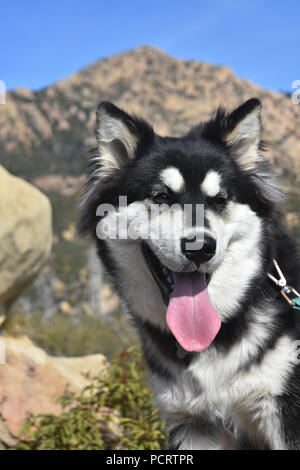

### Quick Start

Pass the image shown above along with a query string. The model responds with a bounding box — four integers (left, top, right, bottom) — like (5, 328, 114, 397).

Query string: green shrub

(15, 347, 168, 450)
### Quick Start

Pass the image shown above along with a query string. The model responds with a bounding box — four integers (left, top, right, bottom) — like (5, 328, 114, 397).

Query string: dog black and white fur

(79, 98, 300, 450)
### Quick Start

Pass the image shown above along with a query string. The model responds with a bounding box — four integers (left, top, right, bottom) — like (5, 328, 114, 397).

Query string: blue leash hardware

(267, 259, 300, 311)
(292, 297, 300, 311)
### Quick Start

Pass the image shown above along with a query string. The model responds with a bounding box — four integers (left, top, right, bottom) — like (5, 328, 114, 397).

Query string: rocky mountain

(1, 46, 299, 184)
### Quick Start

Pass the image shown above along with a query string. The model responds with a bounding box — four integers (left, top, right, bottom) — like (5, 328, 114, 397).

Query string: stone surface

(0, 165, 52, 310)
(0, 417, 18, 449)
(100, 284, 119, 315)
(0, 335, 109, 437)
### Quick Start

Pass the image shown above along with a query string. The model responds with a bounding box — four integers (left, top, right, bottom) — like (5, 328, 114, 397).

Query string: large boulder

(0, 335, 109, 440)
(0, 166, 52, 313)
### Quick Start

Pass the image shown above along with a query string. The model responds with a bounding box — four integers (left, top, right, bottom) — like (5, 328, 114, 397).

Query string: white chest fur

(152, 333, 295, 449)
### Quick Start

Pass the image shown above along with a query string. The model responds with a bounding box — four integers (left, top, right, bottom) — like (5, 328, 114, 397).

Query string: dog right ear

(94, 102, 154, 180)
(79, 103, 154, 234)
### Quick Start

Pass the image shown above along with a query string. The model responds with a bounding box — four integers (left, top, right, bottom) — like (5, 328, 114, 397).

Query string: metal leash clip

(268, 259, 300, 307)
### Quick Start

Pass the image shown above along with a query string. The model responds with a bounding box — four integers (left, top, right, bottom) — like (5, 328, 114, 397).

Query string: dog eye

(211, 194, 227, 206)
(152, 192, 170, 204)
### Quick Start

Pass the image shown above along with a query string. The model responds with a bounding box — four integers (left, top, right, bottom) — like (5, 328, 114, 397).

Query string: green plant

(15, 347, 168, 450)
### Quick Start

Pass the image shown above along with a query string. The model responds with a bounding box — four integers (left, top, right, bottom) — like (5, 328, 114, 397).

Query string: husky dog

(79, 98, 300, 450)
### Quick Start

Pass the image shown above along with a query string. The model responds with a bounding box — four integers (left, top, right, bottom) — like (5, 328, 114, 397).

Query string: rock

(59, 301, 74, 315)
(0, 335, 109, 438)
(0, 166, 52, 311)
(62, 222, 76, 242)
(0, 417, 18, 449)
(100, 284, 119, 315)
(53, 278, 65, 297)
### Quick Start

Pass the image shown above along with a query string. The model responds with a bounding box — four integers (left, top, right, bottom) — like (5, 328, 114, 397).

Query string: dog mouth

(142, 243, 211, 305)
(142, 243, 175, 305)
(142, 242, 221, 353)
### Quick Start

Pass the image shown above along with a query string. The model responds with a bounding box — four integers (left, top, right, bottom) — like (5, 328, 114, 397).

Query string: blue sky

(1, 0, 299, 92)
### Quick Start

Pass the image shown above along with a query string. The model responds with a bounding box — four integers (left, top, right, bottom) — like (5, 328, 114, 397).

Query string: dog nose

(181, 235, 216, 264)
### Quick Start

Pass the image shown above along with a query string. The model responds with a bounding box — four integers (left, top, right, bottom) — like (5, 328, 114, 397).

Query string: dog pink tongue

(166, 272, 221, 352)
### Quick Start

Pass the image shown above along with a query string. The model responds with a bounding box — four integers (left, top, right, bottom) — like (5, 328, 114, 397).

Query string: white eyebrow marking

(160, 167, 185, 193)
(201, 170, 221, 197)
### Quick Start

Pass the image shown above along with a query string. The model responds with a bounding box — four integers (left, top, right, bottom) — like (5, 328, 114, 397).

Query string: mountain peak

(0, 46, 299, 196)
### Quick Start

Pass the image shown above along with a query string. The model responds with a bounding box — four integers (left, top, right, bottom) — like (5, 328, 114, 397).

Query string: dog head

(79, 99, 283, 351)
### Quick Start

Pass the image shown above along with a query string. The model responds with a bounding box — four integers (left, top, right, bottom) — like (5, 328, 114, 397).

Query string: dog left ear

(221, 98, 262, 173)
(198, 98, 262, 174)
(192, 98, 283, 209)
